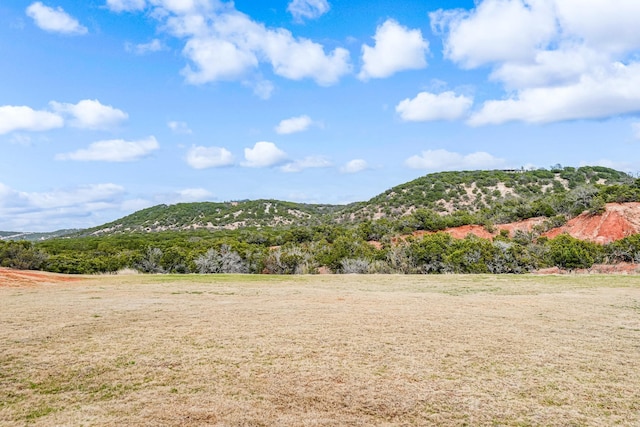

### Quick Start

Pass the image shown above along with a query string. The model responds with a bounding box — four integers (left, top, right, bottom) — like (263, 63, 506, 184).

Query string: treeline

(2, 225, 640, 275)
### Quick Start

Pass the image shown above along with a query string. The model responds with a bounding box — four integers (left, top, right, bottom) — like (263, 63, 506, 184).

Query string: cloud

(185, 145, 234, 169)
(405, 149, 505, 171)
(168, 120, 192, 134)
(153, 2, 351, 86)
(125, 39, 166, 54)
(281, 156, 332, 172)
(242, 141, 288, 168)
(359, 19, 428, 80)
(275, 115, 314, 134)
(287, 0, 330, 22)
(181, 37, 259, 82)
(106, 0, 146, 12)
(50, 99, 128, 130)
(0, 105, 63, 134)
(340, 159, 368, 174)
(173, 188, 213, 202)
(9, 134, 33, 146)
(0, 182, 126, 231)
(26, 2, 88, 35)
(433, 0, 640, 124)
(396, 91, 473, 122)
(431, 0, 556, 69)
(244, 79, 275, 100)
(56, 136, 159, 162)
(468, 62, 640, 125)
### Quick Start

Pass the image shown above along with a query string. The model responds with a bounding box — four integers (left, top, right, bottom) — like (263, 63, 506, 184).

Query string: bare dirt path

(1, 274, 640, 426)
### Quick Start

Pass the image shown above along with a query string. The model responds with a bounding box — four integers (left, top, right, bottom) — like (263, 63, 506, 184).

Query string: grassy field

(1, 273, 640, 426)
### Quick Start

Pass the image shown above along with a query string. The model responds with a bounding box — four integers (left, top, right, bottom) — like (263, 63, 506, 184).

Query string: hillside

(84, 199, 343, 236)
(338, 166, 633, 222)
(76, 166, 634, 236)
(4, 166, 638, 241)
(0, 230, 78, 242)
(415, 203, 640, 245)
(4, 166, 640, 276)
(545, 202, 640, 244)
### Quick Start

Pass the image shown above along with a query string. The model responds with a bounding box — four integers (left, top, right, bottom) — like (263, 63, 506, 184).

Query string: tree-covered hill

(4, 166, 639, 240)
(4, 166, 640, 276)
(83, 199, 344, 236)
(338, 166, 634, 224)
(35, 166, 640, 238)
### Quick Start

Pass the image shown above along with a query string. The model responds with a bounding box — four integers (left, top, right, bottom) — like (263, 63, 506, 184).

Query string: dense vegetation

(2, 166, 640, 275)
(82, 200, 342, 235)
(3, 226, 640, 275)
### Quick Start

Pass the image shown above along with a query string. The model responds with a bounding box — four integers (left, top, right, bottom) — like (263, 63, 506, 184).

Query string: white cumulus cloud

(186, 145, 234, 169)
(181, 36, 259, 82)
(287, 0, 330, 22)
(0, 105, 63, 134)
(125, 39, 165, 54)
(468, 62, 640, 125)
(50, 99, 128, 130)
(340, 159, 368, 174)
(26, 2, 88, 35)
(168, 120, 192, 134)
(275, 115, 314, 134)
(56, 136, 159, 162)
(405, 149, 505, 171)
(155, 3, 351, 87)
(281, 156, 331, 172)
(106, 0, 146, 12)
(396, 91, 473, 122)
(0, 182, 126, 231)
(431, 0, 556, 69)
(433, 0, 640, 125)
(175, 188, 213, 202)
(242, 141, 288, 168)
(245, 79, 275, 100)
(359, 19, 428, 80)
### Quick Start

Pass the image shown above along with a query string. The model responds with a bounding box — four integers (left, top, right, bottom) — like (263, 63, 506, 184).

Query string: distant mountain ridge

(82, 165, 635, 237)
(0, 230, 79, 242)
(83, 200, 343, 235)
(3, 166, 637, 239)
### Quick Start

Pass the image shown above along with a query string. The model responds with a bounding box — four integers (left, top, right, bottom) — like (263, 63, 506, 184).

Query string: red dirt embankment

(408, 203, 640, 244)
(0, 268, 82, 288)
(543, 203, 640, 244)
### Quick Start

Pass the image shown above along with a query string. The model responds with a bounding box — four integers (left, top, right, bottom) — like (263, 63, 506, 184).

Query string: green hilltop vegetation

(83, 200, 343, 235)
(3, 166, 640, 276)
(73, 165, 638, 236)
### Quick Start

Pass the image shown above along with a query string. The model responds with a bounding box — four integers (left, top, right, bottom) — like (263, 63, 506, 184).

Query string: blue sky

(2, 0, 640, 231)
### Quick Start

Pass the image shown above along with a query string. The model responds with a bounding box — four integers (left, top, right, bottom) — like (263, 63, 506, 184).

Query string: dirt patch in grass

(1, 274, 640, 426)
(0, 268, 82, 288)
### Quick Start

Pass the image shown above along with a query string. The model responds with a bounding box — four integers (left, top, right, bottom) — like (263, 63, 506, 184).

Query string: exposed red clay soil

(496, 217, 548, 235)
(400, 219, 544, 242)
(390, 203, 640, 245)
(0, 268, 82, 288)
(543, 202, 640, 244)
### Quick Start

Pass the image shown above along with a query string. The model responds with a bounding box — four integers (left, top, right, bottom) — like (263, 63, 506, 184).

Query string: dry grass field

(1, 272, 640, 426)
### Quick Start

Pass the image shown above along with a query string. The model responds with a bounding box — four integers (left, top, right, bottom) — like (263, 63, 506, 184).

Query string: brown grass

(1, 274, 640, 426)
